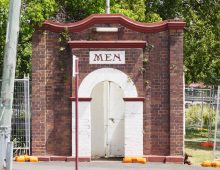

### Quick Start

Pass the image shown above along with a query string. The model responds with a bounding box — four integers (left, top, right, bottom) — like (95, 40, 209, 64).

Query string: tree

(1, 0, 218, 84)
(182, 0, 220, 85)
(54, 0, 161, 22)
(0, 0, 9, 77)
(0, 0, 57, 78)
(145, 0, 183, 19)
(146, 0, 220, 85)
(0, 0, 161, 78)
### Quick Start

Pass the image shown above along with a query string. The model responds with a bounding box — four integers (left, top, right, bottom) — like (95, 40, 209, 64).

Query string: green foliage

(25, 0, 57, 26)
(186, 104, 216, 128)
(55, 0, 161, 22)
(185, 128, 212, 140)
(55, 0, 105, 22)
(146, 0, 183, 19)
(111, 0, 145, 22)
(182, 0, 220, 85)
(147, 0, 220, 85)
(17, 0, 57, 77)
(0, 0, 9, 77)
(0, 0, 162, 78)
(0, 0, 219, 83)
(0, 0, 58, 78)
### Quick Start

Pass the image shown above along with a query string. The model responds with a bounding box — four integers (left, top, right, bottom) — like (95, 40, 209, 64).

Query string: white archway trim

(78, 68, 138, 97)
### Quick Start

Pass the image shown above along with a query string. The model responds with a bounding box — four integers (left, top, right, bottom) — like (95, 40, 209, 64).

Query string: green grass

(185, 141, 213, 151)
(185, 146, 213, 165)
(185, 128, 214, 141)
(185, 128, 214, 165)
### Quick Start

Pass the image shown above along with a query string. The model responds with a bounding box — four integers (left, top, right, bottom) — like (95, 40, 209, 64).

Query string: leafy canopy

(0, 0, 160, 78)
(0, 0, 219, 85)
(147, 0, 220, 85)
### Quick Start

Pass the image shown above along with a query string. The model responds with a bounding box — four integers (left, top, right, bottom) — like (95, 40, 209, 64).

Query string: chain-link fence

(185, 88, 217, 128)
(0, 76, 31, 155)
(185, 87, 218, 143)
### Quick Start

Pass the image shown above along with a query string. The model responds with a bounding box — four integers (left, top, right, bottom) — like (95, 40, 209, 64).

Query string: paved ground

(13, 161, 216, 170)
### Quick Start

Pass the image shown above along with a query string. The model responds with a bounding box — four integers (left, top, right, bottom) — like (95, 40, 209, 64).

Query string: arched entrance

(72, 68, 143, 158)
(91, 81, 124, 158)
(78, 68, 138, 97)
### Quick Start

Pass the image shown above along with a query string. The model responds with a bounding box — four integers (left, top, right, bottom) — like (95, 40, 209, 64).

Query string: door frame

(72, 68, 143, 158)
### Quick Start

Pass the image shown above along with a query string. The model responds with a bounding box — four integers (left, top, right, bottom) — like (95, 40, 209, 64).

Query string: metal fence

(185, 87, 216, 106)
(185, 87, 217, 128)
(185, 87, 218, 143)
(0, 76, 31, 155)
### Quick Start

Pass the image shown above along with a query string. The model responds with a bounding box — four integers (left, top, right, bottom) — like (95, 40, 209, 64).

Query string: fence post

(24, 75, 30, 155)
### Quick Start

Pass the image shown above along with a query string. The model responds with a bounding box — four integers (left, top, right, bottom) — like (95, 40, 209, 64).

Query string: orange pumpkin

(15, 156, 25, 162)
(211, 161, 218, 167)
(201, 161, 212, 167)
(131, 157, 138, 163)
(137, 157, 147, 164)
(29, 156, 39, 162)
(122, 157, 132, 163)
(24, 155, 31, 161)
(216, 162, 220, 167)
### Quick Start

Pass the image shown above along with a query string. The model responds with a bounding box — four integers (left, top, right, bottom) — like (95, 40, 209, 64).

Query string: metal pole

(106, 0, 110, 14)
(214, 86, 220, 160)
(0, 0, 21, 169)
(23, 75, 30, 155)
(75, 58, 79, 170)
(200, 90, 204, 128)
(27, 74, 31, 155)
(6, 142, 13, 170)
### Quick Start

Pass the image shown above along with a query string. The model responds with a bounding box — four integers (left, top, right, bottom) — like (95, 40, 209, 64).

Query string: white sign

(89, 51, 125, 64)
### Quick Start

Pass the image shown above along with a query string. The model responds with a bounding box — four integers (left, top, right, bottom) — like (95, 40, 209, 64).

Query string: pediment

(43, 14, 185, 33)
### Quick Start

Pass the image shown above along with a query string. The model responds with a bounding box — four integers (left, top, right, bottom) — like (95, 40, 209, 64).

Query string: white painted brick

(78, 68, 137, 97)
(72, 101, 91, 157)
(124, 101, 143, 156)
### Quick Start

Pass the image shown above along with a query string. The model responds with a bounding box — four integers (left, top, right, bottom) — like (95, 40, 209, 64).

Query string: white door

(91, 81, 124, 158)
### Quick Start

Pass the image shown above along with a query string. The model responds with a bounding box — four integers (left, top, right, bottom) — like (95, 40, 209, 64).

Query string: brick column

(32, 30, 47, 155)
(143, 48, 152, 155)
(169, 29, 184, 156)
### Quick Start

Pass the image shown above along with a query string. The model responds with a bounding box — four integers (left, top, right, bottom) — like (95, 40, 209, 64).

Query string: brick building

(32, 14, 185, 162)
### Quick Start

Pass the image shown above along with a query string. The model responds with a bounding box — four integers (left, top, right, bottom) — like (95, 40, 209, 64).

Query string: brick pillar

(169, 29, 184, 156)
(143, 48, 152, 155)
(32, 30, 47, 155)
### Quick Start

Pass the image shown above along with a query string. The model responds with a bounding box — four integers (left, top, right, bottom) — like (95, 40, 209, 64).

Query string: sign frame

(89, 51, 125, 64)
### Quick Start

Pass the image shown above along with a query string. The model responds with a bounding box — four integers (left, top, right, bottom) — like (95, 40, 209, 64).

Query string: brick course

(32, 15, 184, 158)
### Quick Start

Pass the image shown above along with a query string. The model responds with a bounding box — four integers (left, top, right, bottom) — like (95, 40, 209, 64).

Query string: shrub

(186, 104, 216, 129)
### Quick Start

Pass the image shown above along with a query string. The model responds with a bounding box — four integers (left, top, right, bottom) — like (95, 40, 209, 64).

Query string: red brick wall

(32, 30, 72, 155)
(72, 48, 143, 96)
(32, 23, 184, 156)
(169, 29, 184, 156)
(32, 30, 47, 155)
(143, 31, 171, 155)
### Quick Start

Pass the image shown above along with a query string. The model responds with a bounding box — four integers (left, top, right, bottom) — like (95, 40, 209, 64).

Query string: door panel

(108, 82, 124, 157)
(91, 82, 105, 158)
(91, 81, 124, 158)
